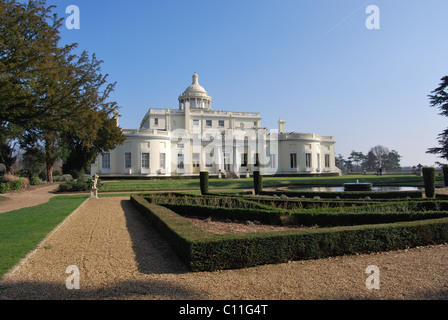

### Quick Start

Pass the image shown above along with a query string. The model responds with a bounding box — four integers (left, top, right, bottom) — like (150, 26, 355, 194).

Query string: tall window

(206, 120, 212, 127)
(255, 153, 260, 167)
(102, 153, 110, 169)
(290, 153, 297, 169)
(193, 153, 200, 168)
(154, 118, 159, 126)
(325, 154, 331, 168)
(218, 120, 224, 127)
(177, 154, 184, 169)
(241, 153, 248, 167)
(159, 152, 166, 169)
(125, 152, 132, 168)
(270, 154, 276, 169)
(206, 151, 213, 168)
(306, 153, 312, 168)
(142, 153, 150, 169)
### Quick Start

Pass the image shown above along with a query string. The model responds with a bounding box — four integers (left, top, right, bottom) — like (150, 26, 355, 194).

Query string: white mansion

(90, 73, 340, 178)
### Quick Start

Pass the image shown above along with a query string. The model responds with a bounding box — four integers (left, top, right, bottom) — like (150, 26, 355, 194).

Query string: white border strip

(0, 197, 90, 285)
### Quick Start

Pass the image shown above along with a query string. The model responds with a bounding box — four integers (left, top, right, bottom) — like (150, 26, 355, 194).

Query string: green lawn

(98, 174, 441, 192)
(0, 195, 88, 279)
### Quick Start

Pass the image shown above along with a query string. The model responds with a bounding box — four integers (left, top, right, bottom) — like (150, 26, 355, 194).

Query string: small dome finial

(192, 72, 198, 84)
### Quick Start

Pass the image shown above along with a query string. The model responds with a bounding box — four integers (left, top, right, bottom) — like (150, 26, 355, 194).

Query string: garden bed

(184, 216, 318, 235)
(131, 193, 448, 272)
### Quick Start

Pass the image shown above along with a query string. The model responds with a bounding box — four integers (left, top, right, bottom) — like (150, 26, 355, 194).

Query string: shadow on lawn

(120, 200, 191, 275)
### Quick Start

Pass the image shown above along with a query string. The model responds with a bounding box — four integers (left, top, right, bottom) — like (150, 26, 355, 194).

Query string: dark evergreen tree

(427, 75, 448, 162)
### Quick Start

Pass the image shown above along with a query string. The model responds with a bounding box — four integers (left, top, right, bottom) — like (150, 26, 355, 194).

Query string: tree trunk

(44, 135, 56, 183)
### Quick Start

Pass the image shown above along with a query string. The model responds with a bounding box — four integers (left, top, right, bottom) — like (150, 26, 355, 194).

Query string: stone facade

(90, 73, 340, 178)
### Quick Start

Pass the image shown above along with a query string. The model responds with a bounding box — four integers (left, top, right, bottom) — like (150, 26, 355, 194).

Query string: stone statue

(90, 174, 99, 199)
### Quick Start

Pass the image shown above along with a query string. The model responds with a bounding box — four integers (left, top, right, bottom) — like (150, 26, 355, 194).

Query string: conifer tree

(427, 75, 448, 161)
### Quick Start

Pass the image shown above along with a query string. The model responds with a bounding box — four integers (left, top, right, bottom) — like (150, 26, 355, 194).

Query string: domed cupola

(179, 73, 212, 110)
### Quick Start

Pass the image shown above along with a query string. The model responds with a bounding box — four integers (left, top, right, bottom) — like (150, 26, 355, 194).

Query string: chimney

(278, 118, 286, 133)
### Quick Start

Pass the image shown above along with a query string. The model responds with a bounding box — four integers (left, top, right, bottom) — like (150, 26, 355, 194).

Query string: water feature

(343, 180, 373, 191)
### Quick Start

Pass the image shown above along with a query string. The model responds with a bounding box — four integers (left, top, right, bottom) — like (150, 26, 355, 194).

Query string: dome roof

(179, 73, 211, 100)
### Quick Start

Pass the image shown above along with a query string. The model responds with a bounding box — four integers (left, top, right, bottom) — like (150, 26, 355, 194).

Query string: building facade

(90, 73, 340, 178)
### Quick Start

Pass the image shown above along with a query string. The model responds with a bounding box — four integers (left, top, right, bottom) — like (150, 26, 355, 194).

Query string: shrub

(0, 182, 11, 194)
(10, 180, 23, 191)
(2, 173, 17, 183)
(19, 177, 29, 189)
(30, 175, 41, 186)
(422, 167, 436, 198)
(58, 180, 75, 192)
(200, 171, 209, 195)
(253, 171, 262, 195)
(53, 174, 73, 182)
(58, 176, 92, 192)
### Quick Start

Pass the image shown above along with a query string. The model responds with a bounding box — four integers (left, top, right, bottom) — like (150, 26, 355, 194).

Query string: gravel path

(1, 196, 447, 300)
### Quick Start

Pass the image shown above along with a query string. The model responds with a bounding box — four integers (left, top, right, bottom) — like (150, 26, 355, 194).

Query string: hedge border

(130, 195, 448, 272)
(259, 190, 423, 200)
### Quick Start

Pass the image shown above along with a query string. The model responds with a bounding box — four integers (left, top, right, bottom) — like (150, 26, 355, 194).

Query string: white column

(233, 146, 240, 177)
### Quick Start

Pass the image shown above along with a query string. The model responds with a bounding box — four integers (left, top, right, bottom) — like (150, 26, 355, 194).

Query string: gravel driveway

(1, 197, 447, 300)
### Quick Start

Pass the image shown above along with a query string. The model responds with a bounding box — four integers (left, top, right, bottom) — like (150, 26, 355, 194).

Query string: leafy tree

(0, 123, 23, 173)
(427, 75, 448, 161)
(362, 151, 378, 171)
(344, 159, 354, 172)
(21, 144, 46, 178)
(62, 108, 124, 177)
(383, 150, 401, 171)
(335, 154, 345, 170)
(370, 145, 390, 168)
(0, 137, 17, 174)
(348, 151, 366, 172)
(0, 0, 75, 129)
(1, 1, 124, 182)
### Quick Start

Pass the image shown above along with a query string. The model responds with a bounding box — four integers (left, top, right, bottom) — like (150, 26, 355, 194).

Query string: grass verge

(0, 195, 88, 279)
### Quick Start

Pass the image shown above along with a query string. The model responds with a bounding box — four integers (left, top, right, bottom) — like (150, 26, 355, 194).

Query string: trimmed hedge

(144, 193, 448, 227)
(253, 171, 262, 195)
(161, 202, 448, 227)
(200, 171, 209, 195)
(130, 194, 448, 272)
(189, 219, 448, 271)
(259, 190, 423, 200)
(422, 167, 436, 199)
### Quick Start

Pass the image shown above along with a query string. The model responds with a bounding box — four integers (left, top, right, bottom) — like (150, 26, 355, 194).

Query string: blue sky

(49, 0, 448, 167)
